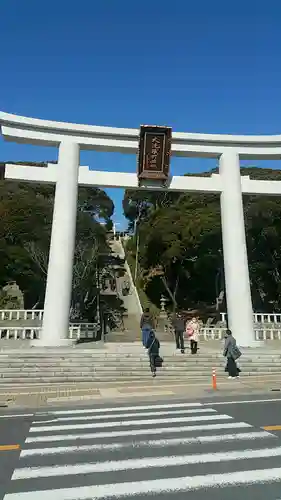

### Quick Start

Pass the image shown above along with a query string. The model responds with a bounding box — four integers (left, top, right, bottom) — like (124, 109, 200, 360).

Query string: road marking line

(49, 401, 203, 416)
(26, 421, 251, 443)
(0, 444, 20, 451)
(0, 414, 33, 419)
(204, 398, 281, 406)
(21, 431, 275, 457)
(34, 407, 216, 424)
(29, 414, 232, 433)
(12, 446, 281, 479)
(7, 468, 281, 498)
(264, 425, 281, 430)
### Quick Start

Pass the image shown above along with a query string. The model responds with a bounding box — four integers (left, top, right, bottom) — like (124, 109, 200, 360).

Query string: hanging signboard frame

(137, 125, 172, 182)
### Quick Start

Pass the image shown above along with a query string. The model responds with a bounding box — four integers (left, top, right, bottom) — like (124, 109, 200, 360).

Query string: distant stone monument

(159, 295, 168, 319)
(157, 295, 169, 334)
(0, 281, 24, 309)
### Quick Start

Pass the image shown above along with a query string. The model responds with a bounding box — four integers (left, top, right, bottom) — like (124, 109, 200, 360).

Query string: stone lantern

(159, 295, 168, 319)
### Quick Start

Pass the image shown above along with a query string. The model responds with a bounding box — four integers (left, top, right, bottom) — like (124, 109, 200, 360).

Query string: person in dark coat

(140, 308, 154, 347)
(172, 312, 185, 353)
(145, 330, 160, 377)
(223, 329, 241, 378)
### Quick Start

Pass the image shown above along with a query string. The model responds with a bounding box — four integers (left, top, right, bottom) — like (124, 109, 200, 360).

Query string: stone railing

(2, 309, 281, 324)
(254, 326, 281, 341)
(1, 325, 281, 342)
(200, 328, 226, 340)
(0, 323, 99, 341)
(200, 327, 281, 341)
(1, 310, 281, 343)
(220, 312, 281, 324)
(165, 323, 281, 341)
(0, 310, 44, 322)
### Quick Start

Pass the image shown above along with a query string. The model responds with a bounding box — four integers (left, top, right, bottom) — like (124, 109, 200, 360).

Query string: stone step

(0, 362, 278, 369)
(0, 360, 280, 368)
(0, 362, 279, 372)
(0, 358, 275, 364)
(0, 375, 277, 389)
(0, 354, 280, 361)
(0, 356, 279, 362)
(0, 369, 277, 377)
(0, 364, 278, 373)
(0, 370, 211, 376)
(0, 353, 216, 358)
(1, 343, 281, 352)
(0, 342, 280, 385)
(0, 372, 279, 385)
(106, 332, 141, 343)
(0, 368, 273, 376)
(0, 352, 255, 358)
(0, 361, 279, 369)
(0, 346, 280, 354)
(0, 372, 277, 381)
(0, 355, 218, 360)
(0, 363, 226, 370)
(0, 359, 278, 366)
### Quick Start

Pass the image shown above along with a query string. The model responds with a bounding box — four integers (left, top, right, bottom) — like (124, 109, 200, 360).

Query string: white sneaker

(228, 376, 232, 379)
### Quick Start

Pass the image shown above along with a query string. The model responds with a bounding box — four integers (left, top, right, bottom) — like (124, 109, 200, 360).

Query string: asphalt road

(1, 395, 281, 499)
(0, 412, 34, 500)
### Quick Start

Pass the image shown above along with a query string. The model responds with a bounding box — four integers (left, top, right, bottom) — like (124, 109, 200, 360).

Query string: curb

(0, 383, 277, 394)
(46, 387, 278, 405)
(1, 378, 281, 408)
(0, 376, 280, 397)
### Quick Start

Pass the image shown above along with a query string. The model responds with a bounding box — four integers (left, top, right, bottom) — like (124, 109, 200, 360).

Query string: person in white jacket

(186, 317, 200, 354)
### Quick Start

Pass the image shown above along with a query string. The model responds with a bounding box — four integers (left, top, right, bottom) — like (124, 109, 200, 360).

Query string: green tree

(123, 167, 281, 313)
(123, 189, 180, 231)
(0, 162, 117, 321)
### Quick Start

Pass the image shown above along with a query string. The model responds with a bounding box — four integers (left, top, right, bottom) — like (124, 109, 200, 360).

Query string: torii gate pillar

(39, 141, 80, 346)
(220, 151, 254, 345)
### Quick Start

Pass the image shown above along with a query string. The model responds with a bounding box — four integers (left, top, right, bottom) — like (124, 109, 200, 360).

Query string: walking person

(186, 316, 200, 354)
(172, 311, 185, 353)
(140, 307, 154, 347)
(145, 330, 161, 378)
(223, 329, 241, 378)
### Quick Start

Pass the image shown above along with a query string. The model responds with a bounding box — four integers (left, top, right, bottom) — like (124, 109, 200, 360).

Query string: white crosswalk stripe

(3, 401, 281, 498)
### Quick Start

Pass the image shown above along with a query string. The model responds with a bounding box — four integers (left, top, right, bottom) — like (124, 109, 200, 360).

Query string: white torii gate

(1, 112, 281, 347)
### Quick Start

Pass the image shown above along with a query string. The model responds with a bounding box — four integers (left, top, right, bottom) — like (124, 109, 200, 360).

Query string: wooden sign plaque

(137, 125, 172, 182)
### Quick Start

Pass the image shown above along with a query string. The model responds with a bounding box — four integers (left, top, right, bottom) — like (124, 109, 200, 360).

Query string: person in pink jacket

(186, 316, 200, 354)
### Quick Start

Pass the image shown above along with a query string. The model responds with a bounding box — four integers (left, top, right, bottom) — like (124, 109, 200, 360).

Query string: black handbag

(155, 355, 163, 367)
(232, 345, 242, 360)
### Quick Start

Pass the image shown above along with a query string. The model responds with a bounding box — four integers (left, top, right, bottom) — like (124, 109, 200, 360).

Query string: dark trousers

(175, 330, 185, 350)
(149, 353, 157, 373)
(142, 327, 150, 347)
(226, 357, 239, 377)
(190, 339, 198, 354)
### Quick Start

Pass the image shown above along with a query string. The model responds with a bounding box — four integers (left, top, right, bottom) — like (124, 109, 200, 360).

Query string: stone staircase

(0, 342, 280, 386)
(106, 323, 141, 343)
(109, 239, 142, 342)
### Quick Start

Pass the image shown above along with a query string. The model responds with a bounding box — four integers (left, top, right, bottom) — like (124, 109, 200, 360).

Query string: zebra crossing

(3, 401, 281, 498)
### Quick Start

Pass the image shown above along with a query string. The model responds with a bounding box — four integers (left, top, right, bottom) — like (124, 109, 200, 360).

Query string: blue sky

(1, 0, 281, 229)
